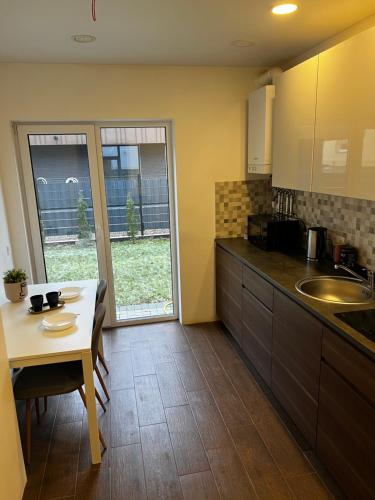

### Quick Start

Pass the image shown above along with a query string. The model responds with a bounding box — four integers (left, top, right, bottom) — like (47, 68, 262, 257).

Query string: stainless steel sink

(295, 276, 375, 304)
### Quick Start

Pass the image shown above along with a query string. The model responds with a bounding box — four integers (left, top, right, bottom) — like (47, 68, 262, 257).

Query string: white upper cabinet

(272, 56, 318, 191)
(312, 26, 375, 200)
(248, 85, 275, 174)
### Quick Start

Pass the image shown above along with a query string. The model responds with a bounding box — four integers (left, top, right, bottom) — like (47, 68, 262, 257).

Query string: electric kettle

(307, 227, 327, 262)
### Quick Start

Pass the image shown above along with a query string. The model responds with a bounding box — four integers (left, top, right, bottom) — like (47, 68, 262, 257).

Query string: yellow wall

(0, 64, 262, 323)
(0, 312, 26, 499)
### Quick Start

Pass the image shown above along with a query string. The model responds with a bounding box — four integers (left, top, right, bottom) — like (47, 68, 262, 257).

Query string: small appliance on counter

(339, 245, 358, 268)
(306, 226, 327, 262)
(247, 214, 302, 252)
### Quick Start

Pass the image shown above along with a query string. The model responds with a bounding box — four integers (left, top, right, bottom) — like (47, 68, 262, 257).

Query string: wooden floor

(18, 321, 342, 500)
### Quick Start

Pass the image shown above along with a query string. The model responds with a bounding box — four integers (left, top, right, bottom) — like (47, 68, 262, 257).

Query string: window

(120, 146, 139, 170)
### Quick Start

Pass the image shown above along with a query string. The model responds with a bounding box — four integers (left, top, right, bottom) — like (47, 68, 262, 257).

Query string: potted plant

(3, 268, 28, 303)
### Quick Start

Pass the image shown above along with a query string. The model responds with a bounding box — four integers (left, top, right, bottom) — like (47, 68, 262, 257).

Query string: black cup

(30, 294, 44, 312)
(46, 291, 61, 309)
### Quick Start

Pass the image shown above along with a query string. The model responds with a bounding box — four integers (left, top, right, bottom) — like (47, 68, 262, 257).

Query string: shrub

(126, 194, 138, 243)
(77, 190, 92, 241)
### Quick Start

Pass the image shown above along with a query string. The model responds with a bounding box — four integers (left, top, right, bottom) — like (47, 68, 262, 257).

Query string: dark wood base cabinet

(271, 290, 323, 448)
(242, 286, 272, 385)
(215, 243, 375, 499)
(216, 246, 242, 345)
(317, 362, 375, 500)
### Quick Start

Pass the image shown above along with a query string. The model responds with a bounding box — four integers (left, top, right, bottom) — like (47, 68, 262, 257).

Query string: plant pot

(4, 281, 28, 303)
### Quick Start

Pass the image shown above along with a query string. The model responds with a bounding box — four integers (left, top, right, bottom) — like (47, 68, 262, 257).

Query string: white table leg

(82, 351, 101, 464)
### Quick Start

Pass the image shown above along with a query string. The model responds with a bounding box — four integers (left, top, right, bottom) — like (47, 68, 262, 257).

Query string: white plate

(42, 312, 78, 331)
(58, 286, 83, 301)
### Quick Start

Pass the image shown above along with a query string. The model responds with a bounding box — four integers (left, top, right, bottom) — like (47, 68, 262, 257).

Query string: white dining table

(1, 279, 101, 464)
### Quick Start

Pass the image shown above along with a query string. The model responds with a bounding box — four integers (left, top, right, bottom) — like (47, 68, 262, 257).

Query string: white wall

(0, 179, 13, 299)
(0, 64, 262, 323)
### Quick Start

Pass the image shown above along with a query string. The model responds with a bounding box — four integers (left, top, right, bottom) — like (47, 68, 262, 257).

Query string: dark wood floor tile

(111, 444, 147, 500)
(131, 339, 151, 349)
(76, 468, 111, 500)
(21, 321, 338, 500)
(131, 347, 155, 377)
(193, 349, 250, 428)
(206, 446, 257, 500)
(179, 471, 220, 500)
(55, 391, 84, 425)
(219, 358, 273, 425)
(204, 323, 242, 367)
(163, 326, 190, 353)
(165, 405, 209, 476)
(39, 421, 82, 499)
(156, 362, 187, 408)
(110, 328, 132, 352)
(134, 374, 165, 426)
(151, 343, 174, 364)
(22, 396, 60, 500)
(111, 388, 140, 447)
(111, 350, 134, 390)
(287, 473, 332, 499)
(187, 390, 232, 451)
(183, 324, 214, 352)
(173, 351, 207, 392)
(141, 423, 183, 499)
(78, 403, 110, 472)
(192, 348, 232, 390)
(230, 424, 293, 499)
(253, 410, 312, 479)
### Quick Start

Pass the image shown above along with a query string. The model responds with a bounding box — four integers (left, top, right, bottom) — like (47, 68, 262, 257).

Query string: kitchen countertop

(216, 238, 375, 361)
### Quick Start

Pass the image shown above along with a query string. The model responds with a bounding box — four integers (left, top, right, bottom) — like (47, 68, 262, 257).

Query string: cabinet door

(272, 290, 323, 447)
(216, 246, 242, 345)
(272, 56, 318, 191)
(312, 26, 375, 200)
(317, 362, 375, 500)
(242, 286, 272, 385)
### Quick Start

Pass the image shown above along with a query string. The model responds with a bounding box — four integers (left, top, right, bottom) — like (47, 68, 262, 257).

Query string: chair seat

(13, 361, 84, 400)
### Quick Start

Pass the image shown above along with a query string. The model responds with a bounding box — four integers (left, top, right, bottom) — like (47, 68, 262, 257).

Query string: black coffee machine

(306, 227, 327, 261)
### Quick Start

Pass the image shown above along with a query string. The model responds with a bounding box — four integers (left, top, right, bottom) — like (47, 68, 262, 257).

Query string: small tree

(77, 190, 91, 242)
(126, 194, 138, 243)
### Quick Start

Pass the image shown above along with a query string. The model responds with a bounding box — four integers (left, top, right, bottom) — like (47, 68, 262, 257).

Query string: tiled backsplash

(294, 191, 375, 268)
(215, 179, 272, 238)
(215, 180, 375, 268)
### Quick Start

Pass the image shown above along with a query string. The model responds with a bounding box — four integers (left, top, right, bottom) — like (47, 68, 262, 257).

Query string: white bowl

(42, 312, 78, 331)
(58, 286, 83, 301)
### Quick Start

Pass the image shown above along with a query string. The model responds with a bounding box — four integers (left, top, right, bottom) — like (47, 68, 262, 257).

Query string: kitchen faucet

(334, 264, 374, 290)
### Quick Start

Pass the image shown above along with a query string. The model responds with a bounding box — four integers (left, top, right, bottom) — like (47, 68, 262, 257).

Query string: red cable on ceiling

(92, 0, 96, 22)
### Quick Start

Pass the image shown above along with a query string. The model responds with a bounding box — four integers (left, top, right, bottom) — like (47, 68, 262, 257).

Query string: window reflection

(321, 139, 348, 173)
(361, 129, 375, 168)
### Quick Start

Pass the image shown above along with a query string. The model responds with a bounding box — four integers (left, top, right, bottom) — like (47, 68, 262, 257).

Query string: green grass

(44, 238, 172, 306)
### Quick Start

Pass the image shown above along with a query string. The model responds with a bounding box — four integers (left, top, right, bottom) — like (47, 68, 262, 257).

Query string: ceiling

(0, 0, 374, 66)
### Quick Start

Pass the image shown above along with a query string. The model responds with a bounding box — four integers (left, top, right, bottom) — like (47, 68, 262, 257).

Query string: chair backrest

(91, 303, 106, 365)
(95, 279, 107, 308)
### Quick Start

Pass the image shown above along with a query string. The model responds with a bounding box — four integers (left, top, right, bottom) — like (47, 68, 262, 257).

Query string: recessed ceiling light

(271, 3, 298, 15)
(71, 34, 96, 43)
(231, 40, 255, 48)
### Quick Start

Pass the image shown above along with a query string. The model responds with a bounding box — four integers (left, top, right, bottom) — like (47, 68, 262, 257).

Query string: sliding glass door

(96, 126, 176, 322)
(17, 123, 178, 326)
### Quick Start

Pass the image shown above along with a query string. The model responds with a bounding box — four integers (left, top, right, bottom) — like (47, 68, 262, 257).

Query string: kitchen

(0, 2, 374, 499)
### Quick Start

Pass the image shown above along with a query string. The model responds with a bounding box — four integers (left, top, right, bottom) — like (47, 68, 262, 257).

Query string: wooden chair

(95, 279, 110, 377)
(13, 304, 107, 464)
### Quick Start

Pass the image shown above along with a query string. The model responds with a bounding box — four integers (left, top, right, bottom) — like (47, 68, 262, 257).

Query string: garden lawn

(44, 238, 172, 306)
